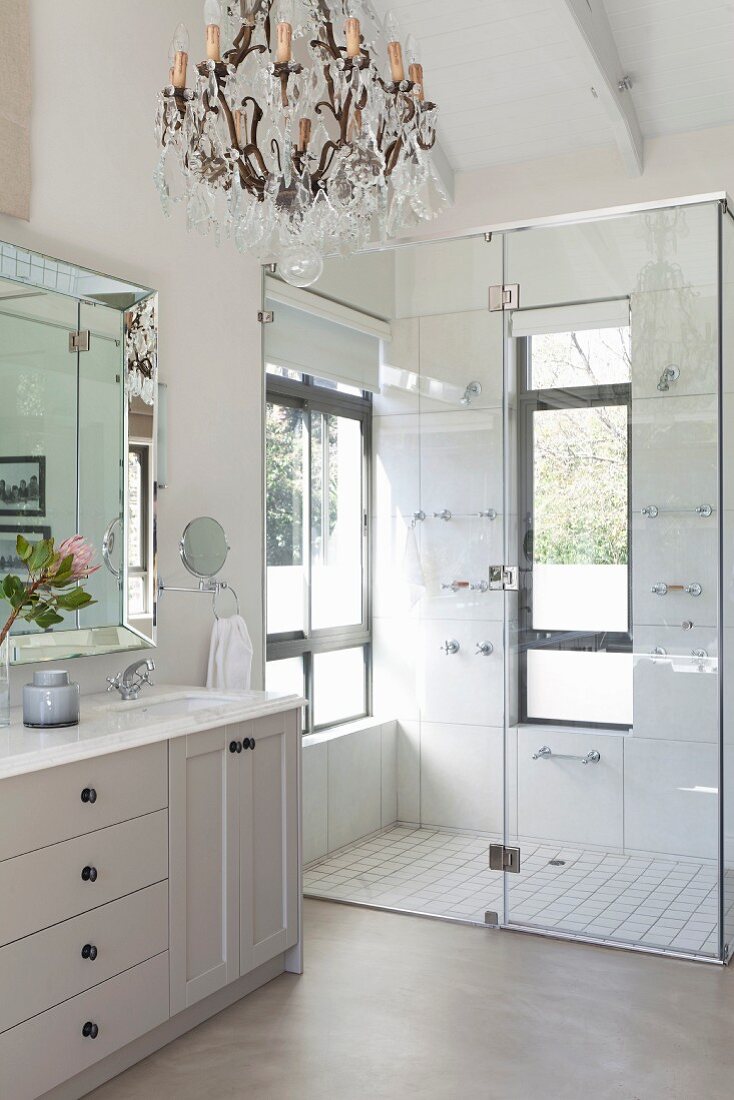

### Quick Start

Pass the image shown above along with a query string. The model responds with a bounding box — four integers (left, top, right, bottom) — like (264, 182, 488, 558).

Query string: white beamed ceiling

(371, 0, 734, 174)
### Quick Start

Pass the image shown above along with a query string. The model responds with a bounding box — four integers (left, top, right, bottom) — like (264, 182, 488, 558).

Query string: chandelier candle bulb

(387, 40, 405, 82)
(171, 22, 190, 88)
(409, 63, 425, 101)
(276, 22, 293, 63)
(298, 117, 312, 151)
(204, 0, 222, 61)
(345, 17, 361, 58)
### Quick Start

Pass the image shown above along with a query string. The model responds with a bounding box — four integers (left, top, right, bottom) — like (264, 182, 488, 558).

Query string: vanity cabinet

(0, 696, 302, 1100)
(169, 709, 300, 1014)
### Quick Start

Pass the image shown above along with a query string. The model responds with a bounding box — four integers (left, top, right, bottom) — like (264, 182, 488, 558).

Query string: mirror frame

(0, 240, 158, 665)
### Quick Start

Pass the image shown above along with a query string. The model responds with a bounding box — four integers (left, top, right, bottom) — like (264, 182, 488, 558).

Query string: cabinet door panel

(169, 728, 238, 1014)
(240, 711, 299, 974)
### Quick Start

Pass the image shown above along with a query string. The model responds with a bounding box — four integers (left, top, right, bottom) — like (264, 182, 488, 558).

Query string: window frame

(265, 371, 372, 733)
(516, 336, 633, 731)
(127, 440, 152, 619)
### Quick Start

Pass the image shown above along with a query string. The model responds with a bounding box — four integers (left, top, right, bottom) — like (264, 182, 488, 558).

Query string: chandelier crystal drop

(154, 0, 447, 286)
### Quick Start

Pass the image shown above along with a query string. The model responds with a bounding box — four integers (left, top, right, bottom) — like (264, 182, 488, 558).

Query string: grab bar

(651, 582, 702, 596)
(532, 745, 601, 765)
(639, 504, 713, 519)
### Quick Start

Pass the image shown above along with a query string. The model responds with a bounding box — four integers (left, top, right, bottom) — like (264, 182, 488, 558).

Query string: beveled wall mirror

(0, 240, 158, 663)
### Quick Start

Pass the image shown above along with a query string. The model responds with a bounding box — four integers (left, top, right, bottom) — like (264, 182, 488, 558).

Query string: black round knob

(81, 866, 98, 883)
(229, 741, 238, 754)
(81, 788, 97, 804)
(250, 737, 256, 750)
(81, 944, 98, 960)
(82, 1021, 99, 1039)
(242, 738, 250, 750)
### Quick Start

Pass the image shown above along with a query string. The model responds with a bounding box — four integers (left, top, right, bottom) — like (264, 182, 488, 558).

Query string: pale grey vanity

(0, 687, 303, 1100)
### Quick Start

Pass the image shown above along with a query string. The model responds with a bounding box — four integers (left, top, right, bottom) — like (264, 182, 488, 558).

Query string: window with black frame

(515, 305, 633, 728)
(265, 367, 371, 733)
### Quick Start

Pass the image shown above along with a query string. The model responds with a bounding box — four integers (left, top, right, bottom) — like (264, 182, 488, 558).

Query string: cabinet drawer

(0, 810, 168, 947)
(0, 741, 167, 863)
(0, 881, 168, 1034)
(0, 951, 170, 1100)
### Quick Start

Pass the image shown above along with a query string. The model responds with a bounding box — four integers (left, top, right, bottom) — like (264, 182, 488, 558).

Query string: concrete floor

(91, 899, 734, 1100)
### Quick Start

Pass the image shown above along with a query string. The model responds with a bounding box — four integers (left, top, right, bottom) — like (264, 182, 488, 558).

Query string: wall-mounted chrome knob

(433, 510, 452, 522)
(657, 364, 680, 391)
(582, 750, 601, 765)
(682, 620, 694, 631)
(692, 649, 708, 659)
(651, 582, 668, 595)
(650, 646, 668, 659)
(475, 510, 498, 520)
(440, 639, 460, 655)
(475, 642, 494, 657)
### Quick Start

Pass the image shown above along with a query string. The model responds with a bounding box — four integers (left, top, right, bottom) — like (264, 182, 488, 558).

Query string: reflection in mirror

(180, 517, 229, 579)
(0, 240, 157, 663)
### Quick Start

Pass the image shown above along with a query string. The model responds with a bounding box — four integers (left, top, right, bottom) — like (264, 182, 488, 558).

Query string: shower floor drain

(548, 859, 566, 866)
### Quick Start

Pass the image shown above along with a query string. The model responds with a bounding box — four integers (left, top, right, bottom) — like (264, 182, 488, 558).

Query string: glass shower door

(501, 202, 724, 958)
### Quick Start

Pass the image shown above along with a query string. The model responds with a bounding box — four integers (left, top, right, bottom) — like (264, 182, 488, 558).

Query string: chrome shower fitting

(461, 381, 482, 406)
(651, 581, 702, 596)
(440, 639, 460, 655)
(475, 642, 494, 656)
(433, 510, 452, 521)
(657, 364, 680, 391)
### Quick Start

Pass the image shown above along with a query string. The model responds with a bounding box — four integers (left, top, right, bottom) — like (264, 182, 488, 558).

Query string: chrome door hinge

(258, 310, 274, 324)
(68, 330, 91, 352)
(489, 284, 520, 312)
(489, 844, 521, 874)
(489, 565, 518, 591)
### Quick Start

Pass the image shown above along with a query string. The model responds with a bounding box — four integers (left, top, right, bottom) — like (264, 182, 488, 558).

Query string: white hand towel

(403, 523, 425, 610)
(206, 614, 253, 691)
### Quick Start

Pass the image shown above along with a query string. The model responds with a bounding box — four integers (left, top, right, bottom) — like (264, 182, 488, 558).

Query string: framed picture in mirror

(0, 524, 51, 576)
(0, 456, 46, 516)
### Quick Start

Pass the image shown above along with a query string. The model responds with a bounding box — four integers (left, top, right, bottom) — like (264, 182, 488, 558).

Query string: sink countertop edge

(0, 687, 306, 780)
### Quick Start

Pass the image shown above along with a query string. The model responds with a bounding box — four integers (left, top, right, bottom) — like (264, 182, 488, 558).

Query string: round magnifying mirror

(102, 517, 122, 580)
(179, 517, 229, 580)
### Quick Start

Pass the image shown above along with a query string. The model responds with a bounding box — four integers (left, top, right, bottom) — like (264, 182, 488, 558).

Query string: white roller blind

(264, 276, 388, 393)
(510, 298, 630, 339)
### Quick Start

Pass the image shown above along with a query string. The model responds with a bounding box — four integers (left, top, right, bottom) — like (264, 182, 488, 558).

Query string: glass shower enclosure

(279, 194, 734, 963)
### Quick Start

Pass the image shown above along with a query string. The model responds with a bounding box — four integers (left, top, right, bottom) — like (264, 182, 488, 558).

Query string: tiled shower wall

(368, 209, 724, 864)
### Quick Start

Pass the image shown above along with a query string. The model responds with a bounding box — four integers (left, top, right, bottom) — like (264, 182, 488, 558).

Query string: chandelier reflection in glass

(154, 1, 447, 286)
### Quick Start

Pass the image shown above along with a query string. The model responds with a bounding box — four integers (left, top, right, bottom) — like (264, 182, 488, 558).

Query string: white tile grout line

(304, 824, 732, 957)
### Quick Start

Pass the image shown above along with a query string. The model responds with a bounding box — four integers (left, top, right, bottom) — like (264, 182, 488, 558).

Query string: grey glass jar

(23, 670, 80, 729)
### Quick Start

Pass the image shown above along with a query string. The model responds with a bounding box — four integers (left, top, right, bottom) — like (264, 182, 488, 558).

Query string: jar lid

(32, 669, 70, 688)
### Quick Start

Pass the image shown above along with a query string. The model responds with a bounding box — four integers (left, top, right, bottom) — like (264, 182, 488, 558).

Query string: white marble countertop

(0, 686, 305, 780)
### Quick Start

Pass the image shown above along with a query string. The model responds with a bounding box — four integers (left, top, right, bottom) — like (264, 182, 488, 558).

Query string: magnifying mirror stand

(157, 577, 241, 619)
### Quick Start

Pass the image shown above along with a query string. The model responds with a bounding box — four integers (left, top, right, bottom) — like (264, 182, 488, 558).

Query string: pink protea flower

(55, 535, 100, 579)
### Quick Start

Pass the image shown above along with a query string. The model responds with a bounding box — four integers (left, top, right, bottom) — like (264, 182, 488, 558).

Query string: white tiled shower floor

(304, 824, 732, 957)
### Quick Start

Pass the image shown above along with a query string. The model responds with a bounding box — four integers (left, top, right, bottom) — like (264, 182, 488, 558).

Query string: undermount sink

(105, 692, 246, 718)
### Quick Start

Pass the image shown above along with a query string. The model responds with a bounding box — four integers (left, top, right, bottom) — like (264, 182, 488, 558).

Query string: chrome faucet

(107, 657, 155, 701)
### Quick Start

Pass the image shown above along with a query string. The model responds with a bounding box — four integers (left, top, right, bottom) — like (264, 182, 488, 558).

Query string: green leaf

(56, 588, 93, 611)
(35, 609, 65, 631)
(15, 534, 32, 562)
(28, 539, 54, 574)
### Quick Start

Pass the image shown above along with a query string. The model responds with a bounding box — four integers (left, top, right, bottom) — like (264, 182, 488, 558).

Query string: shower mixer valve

(440, 639, 460, 655)
(476, 642, 494, 657)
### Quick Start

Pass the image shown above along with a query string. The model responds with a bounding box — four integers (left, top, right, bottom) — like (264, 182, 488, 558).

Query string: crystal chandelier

(154, 1, 446, 286)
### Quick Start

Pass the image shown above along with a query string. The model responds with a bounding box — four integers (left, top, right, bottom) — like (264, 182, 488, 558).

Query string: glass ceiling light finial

(154, 0, 447, 286)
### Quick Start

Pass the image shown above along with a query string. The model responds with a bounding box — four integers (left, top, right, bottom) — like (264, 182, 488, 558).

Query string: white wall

(401, 125, 734, 241)
(0, 0, 264, 697)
